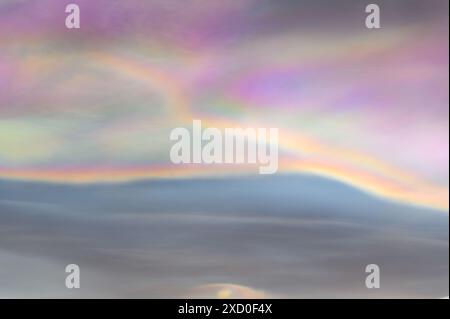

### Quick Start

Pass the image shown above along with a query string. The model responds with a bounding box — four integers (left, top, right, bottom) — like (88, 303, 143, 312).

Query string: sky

(0, 0, 448, 298)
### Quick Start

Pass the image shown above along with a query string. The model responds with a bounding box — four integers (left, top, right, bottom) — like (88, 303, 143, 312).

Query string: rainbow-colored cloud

(0, 0, 448, 212)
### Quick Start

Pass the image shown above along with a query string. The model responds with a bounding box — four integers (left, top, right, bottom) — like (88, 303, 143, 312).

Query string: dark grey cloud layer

(0, 175, 448, 298)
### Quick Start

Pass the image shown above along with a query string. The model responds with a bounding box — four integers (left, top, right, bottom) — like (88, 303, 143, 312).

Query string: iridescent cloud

(0, 0, 448, 210)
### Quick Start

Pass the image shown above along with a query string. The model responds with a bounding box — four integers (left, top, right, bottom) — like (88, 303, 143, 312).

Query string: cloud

(0, 175, 448, 298)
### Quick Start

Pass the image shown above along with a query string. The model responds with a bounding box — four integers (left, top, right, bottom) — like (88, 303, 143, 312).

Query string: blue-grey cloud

(0, 175, 448, 298)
